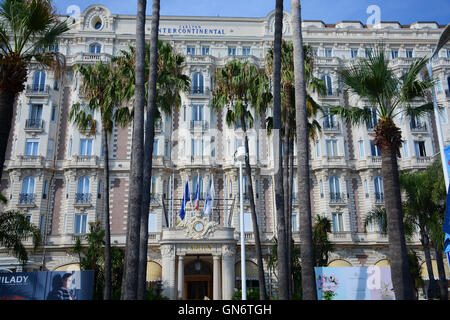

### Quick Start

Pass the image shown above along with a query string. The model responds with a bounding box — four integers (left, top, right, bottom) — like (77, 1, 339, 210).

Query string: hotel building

(0, 5, 449, 299)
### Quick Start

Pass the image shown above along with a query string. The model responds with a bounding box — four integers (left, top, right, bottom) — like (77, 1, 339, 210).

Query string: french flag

(194, 177, 200, 211)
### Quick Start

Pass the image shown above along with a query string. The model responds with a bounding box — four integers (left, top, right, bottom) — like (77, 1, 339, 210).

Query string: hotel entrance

(184, 258, 213, 300)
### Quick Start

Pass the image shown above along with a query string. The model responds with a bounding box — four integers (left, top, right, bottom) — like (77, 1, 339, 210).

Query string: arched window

(21, 176, 35, 204)
(32, 70, 46, 92)
(89, 43, 101, 54)
(76, 176, 90, 203)
(192, 72, 204, 94)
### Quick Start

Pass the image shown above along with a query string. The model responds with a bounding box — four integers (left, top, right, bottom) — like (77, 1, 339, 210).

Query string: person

(46, 273, 75, 300)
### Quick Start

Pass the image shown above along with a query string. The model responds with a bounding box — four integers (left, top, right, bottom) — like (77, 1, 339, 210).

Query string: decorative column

(213, 255, 221, 300)
(161, 245, 176, 300)
(221, 244, 236, 300)
(177, 254, 185, 300)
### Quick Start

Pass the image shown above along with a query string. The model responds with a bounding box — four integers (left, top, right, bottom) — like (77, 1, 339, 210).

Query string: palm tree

(0, 210, 41, 265)
(270, 0, 289, 300)
(0, 0, 69, 180)
(69, 62, 132, 300)
(330, 45, 434, 299)
(312, 215, 333, 267)
(212, 59, 269, 300)
(121, 0, 147, 300)
(114, 40, 190, 299)
(291, 0, 317, 300)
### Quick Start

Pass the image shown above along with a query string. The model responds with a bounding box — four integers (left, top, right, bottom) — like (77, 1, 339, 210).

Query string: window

(315, 141, 321, 158)
(152, 139, 159, 156)
(148, 212, 157, 232)
(320, 180, 324, 198)
(151, 177, 157, 196)
(364, 179, 369, 198)
(68, 139, 72, 157)
(402, 141, 409, 158)
(25, 139, 39, 156)
(366, 107, 377, 129)
(228, 47, 236, 56)
(332, 213, 344, 232)
(192, 176, 204, 197)
(235, 139, 243, 152)
(49, 44, 59, 53)
(358, 140, 365, 158)
(447, 49, 450, 58)
(191, 139, 204, 156)
(183, 106, 186, 122)
(436, 79, 443, 94)
(324, 48, 332, 57)
(192, 73, 204, 94)
(79, 139, 93, 156)
(47, 139, 54, 159)
(391, 50, 399, 59)
(329, 176, 341, 196)
(89, 43, 101, 54)
(410, 115, 426, 130)
(98, 181, 102, 199)
(370, 140, 381, 157)
(77, 176, 90, 203)
(374, 176, 384, 202)
(365, 48, 373, 58)
(54, 80, 59, 91)
(21, 176, 35, 196)
(32, 71, 46, 91)
(292, 214, 298, 232)
(242, 47, 251, 56)
(192, 105, 204, 121)
(43, 180, 48, 199)
(321, 75, 333, 95)
(165, 141, 170, 157)
(30, 104, 43, 120)
(350, 48, 358, 58)
(186, 46, 195, 55)
(326, 139, 338, 157)
(201, 46, 209, 55)
(405, 49, 413, 58)
(74, 214, 87, 234)
(323, 107, 337, 129)
(211, 138, 216, 158)
(414, 141, 427, 157)
(238, 212, 253, 232)
(51, 106, 57, 122)
(39, 215, 45, 234)
(439, 106, 448, 124)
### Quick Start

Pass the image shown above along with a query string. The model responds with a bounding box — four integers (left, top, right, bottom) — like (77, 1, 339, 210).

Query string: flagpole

(171, 172, 174, 228)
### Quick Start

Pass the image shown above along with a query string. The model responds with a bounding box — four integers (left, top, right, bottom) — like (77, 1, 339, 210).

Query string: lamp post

(236, 146, 247, 300)
(428, 24, 450, 192)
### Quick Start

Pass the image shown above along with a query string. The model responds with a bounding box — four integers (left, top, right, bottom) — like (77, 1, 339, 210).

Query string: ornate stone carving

(160, 245, 175, 257)
(222, 244, 236, 257)
(176, 211, 218, 240)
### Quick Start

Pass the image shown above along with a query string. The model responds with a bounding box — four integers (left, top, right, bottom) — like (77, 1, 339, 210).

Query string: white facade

(1, 5, 450, 299)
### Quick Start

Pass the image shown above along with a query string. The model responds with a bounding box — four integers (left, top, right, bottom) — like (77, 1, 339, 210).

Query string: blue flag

(443, 184, 450, 235)
(444, 233, 450, 254)
(179, 181, 190, 220)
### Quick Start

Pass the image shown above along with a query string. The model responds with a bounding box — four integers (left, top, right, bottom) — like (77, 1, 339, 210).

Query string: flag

(443, 184, 450, 235)
(444, 233, 450, 254)
(179, 180, 190, 220)
(194, 177, 200, 211)
(203, 177, 215, 217)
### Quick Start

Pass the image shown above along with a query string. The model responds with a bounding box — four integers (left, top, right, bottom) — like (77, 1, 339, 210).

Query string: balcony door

(77, 176, 90, 202)
(32, 71, 46, 91)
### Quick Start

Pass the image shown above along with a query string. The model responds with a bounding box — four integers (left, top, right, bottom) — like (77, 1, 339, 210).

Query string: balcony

(17, 193, 35, 207)
(370, 156, 382, 163)
(69, 53, 112, 65)
(15, 155, 45, 167)
(414, 156, 431, 164)
(190, 87, 210, 96)
(190, 120, 209, 131)
(329, 193, 346, 204)
(410, 123, 427, 133)
(374, 192, 384, 204)
(74, 193, 91, 207)
(323, 121, 340, 132)
(24, 119, 45, 133)
(25, 85, 50, 97)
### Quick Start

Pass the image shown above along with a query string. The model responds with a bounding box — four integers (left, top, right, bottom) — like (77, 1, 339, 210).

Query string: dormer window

(92, 16, 103, 30)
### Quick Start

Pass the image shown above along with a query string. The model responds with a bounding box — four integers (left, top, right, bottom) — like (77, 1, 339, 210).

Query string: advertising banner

(0, 271, 94, 300)
(314, 267, 395, 300)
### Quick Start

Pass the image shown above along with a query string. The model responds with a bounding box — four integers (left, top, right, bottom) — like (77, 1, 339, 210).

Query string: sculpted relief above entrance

(177, 211, 219, 240)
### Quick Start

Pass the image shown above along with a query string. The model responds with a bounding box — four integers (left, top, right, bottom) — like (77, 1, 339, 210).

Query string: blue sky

(56, 0, 449, 25)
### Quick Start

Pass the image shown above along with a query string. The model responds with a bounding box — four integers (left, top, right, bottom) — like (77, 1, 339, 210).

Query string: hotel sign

(185, 244, 213, 252)
(158, 25, 226, 35)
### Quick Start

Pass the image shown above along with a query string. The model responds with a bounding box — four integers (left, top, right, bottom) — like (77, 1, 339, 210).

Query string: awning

(327, 259, 352, 267)
(54, 263, 81, 272)
(235, 260, 259, 280)
(374, 259, 390, 267)
(420, 260, 450, 280)
(146, 261, 162, 282)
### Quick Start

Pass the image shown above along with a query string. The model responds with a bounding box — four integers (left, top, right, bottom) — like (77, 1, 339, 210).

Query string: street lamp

(235, 145, 247, 300)
(428, 24, 450, 193)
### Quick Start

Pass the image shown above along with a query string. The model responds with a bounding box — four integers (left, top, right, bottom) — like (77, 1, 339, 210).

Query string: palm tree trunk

(434, 248, 448, 300)
(0, 91, 16, 180)
(121, 0, 146, 300)
(273, 0, 289, 300)
(288, 136, 294, 292)
(381, 146, 414, 300)
(241, 113, 266, 300)
(420, 228, 439, 299)
(291, 0, 317, 300)
(283, 109, 292, 298)
(102, 127, 112, 300)
(138, 0, 160, 301)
